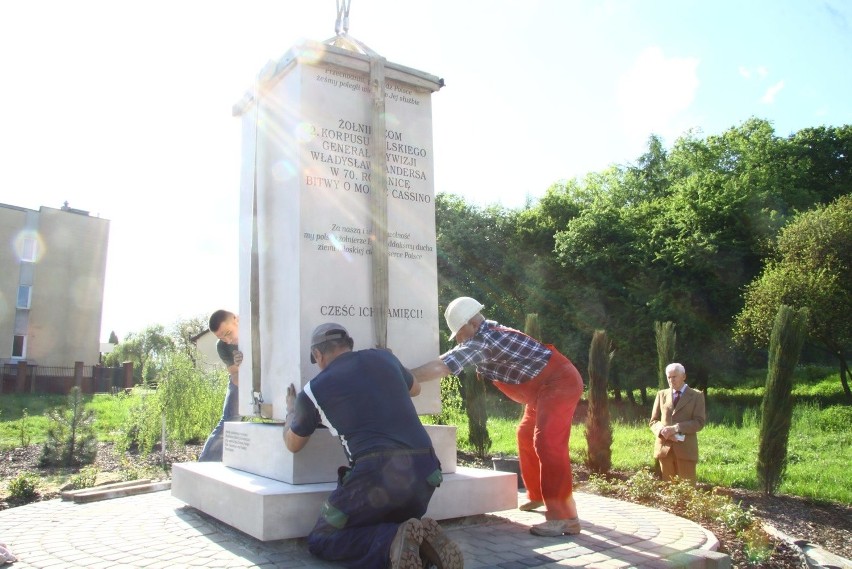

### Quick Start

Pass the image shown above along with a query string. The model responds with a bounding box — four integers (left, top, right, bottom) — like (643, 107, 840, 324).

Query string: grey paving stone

(0, 489, 731, 568)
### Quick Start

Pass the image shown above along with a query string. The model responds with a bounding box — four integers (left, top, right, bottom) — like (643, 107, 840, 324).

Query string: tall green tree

(757, 305, 809, 495)
(104, 325, 175, 384)
(735, 195, 852, 401)
(171, 315, 208, 366)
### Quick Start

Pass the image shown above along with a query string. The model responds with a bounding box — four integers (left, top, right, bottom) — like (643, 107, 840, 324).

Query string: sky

(1, 0, 850, 342)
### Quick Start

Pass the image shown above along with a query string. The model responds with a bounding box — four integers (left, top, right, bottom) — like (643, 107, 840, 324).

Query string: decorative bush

(67, 465, 99, 490)
(6, 471, 40, 503)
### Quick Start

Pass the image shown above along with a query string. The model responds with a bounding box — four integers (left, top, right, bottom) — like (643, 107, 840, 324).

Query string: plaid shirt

(440, 320, 552, 385)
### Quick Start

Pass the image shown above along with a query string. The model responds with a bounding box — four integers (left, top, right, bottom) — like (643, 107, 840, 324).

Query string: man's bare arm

(284, 429, 309, 453)
(410, 358, 452, 383)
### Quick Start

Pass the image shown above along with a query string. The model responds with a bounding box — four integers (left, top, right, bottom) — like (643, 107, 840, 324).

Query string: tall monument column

(172, 29, 517, 542)
(232, 37, 444, 420)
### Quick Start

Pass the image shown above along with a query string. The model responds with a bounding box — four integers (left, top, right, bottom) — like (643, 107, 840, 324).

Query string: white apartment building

(0, 202, 110, 367)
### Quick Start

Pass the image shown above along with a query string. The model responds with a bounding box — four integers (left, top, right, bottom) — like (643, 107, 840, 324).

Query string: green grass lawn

(2, 368, 850, 505)
(438, 372, 852, 505)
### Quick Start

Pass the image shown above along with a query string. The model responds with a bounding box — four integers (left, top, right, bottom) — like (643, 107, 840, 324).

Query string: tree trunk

(654, 321, 677, 390)
(837, 352, 852, 403)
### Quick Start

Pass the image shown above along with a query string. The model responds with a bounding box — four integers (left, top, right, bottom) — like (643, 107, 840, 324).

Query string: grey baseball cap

(309, 323, 350, 363)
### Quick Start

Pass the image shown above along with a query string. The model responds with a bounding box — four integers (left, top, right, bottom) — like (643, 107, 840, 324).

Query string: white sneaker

(530, 518, 581, 536)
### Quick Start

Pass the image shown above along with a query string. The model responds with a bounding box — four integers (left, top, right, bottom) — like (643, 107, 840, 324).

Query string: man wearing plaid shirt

(411, 297, 585, 537)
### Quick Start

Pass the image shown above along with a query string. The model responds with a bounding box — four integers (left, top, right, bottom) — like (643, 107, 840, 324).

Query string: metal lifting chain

(335, 0, 351, 36)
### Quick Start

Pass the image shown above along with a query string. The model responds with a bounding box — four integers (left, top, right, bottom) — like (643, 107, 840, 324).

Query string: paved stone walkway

(0, 490, 726, 568)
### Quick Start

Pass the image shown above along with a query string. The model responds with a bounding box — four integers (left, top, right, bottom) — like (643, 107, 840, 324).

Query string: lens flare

(13, 230, 45, 263)
(298, 45, 325, 66)
(384, 112, 401, 130)
(272, 159, 297, 182)
(295, 121, 317, 144)
(327, 233, 353, 263)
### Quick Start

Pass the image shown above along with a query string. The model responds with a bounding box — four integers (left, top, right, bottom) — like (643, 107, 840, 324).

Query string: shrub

(585, 474, 620, 496)
(119, 457, 164, 482)
(6, 471, 40, 503)
(117, 352, 227, 454)
(740, 523, 772, 563)
(67, 465, 100, 490)
(622, 469, 660, 503)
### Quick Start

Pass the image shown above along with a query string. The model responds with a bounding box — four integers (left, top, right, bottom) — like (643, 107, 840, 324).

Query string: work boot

(519, 500, 544, 511)
(389, 518, 424, 569)
(530, 518, 581, 536)
(419, 517, 463, 569)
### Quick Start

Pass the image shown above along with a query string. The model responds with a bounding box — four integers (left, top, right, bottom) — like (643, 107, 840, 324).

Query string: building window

(21, 238, 37, 262)
(12, 335, 26, 359)
(17, 286, 32, 309)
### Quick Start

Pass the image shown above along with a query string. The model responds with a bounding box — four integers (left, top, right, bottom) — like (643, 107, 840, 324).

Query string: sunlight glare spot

(272, 160, 297, 182)
(299, 46, 325, 66)
(327, 233, 353, 263)
(384, 113, 401, 130)
(296, 121, 317, 143)
(13, 230, 45, 263)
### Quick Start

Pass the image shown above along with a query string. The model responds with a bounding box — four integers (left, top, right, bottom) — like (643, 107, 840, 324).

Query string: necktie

(673, 390, 681, 406)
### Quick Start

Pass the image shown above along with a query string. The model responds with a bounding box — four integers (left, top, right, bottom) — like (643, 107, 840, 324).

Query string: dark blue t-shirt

(289, 349, 432, 462)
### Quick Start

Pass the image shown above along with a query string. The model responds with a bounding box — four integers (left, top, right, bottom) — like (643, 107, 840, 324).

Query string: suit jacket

(649, 386, 706, 462)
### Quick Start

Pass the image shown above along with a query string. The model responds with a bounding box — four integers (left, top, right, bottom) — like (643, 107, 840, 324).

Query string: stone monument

(172, 20, 516, 541)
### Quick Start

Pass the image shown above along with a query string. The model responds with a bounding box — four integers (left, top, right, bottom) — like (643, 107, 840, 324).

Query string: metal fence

(0, 363, 131, 395)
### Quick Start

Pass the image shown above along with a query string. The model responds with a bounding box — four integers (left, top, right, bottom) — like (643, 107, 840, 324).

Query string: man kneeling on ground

(283, 322, 464, 569)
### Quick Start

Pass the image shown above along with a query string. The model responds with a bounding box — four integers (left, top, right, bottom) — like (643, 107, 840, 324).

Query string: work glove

(285, 383, 297, 426)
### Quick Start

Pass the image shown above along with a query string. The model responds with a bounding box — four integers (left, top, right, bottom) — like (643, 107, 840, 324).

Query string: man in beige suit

(649, 363, 706, 481)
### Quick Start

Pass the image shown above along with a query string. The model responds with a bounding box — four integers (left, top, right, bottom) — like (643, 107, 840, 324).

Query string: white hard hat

(444, 297, 485, 340)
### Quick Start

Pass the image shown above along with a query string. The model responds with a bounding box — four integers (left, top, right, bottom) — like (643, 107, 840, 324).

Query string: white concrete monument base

(171, 423, 518, 540)
(222, 423, 458, 484)
(172, 463, 517, 541)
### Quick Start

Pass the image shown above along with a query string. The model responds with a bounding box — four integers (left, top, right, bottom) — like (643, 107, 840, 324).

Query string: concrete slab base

(172, 462, 517, 541)
(223, 423, 458, 483)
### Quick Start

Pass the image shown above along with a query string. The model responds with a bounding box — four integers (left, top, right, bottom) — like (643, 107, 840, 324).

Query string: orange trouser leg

(517, 405, 541, 501)
(500, 350, 584, 521)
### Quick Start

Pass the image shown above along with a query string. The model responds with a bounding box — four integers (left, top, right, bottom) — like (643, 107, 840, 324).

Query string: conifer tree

(524, 313, 542, 342)
(40, 387, 98, 467)
(586, 330, 613, 474)
(757, 305, 809, 495)
(460, 369, 491, 460)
